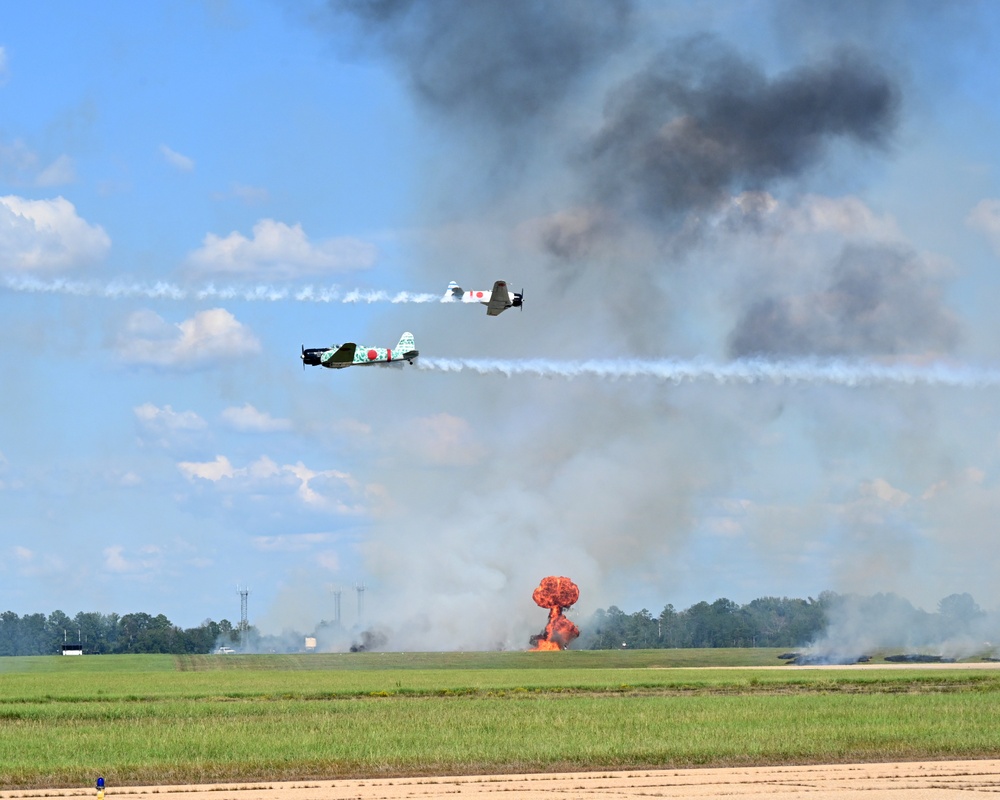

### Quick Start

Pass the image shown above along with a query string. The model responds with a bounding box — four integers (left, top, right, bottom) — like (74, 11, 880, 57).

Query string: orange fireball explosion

(529, 576, 580, 651)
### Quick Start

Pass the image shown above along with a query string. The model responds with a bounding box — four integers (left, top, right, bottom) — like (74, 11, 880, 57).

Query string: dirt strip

(6, 760, 1000, 800)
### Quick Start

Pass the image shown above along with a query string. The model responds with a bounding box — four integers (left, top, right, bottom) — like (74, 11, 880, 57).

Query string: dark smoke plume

(585, 37, 900, 223)
(325, 0, 634, 127)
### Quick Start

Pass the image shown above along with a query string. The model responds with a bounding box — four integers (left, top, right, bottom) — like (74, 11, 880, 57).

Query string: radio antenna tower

(356, 582, 366, 623)
(327, 584, 342, 627)
(237, 585, 251, 652)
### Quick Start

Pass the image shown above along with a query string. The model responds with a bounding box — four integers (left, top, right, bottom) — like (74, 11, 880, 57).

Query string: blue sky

(4, 1, 1000, 651)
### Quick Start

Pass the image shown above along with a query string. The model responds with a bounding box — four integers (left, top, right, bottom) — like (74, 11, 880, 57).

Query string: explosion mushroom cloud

(529, 576, 580, 651)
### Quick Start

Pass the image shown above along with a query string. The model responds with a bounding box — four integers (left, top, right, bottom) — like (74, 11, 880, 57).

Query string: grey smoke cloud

(584, 37, 899, 224)
(292, 2, 989, 656)
(728, 244, 960, 358)
(326, 0, 634, 127)
(530, 37, 907, 354)
(807, 592, 1000, 662)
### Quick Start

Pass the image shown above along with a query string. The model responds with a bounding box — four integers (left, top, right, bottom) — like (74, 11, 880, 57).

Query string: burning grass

(3, 652, 1000, 789)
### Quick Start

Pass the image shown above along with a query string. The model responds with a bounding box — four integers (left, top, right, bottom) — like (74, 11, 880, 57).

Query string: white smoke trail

(1, 276, 441, 303)
(417, 357, 1000, 388)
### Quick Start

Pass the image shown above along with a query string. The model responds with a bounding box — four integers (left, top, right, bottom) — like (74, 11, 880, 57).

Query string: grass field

(3, 649, 1000, 789)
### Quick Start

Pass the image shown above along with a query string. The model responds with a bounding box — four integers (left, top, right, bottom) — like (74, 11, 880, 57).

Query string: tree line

(0, 590, 987, 655)
(0, 610, 243, 656)
(578, 594, 830, 650)
(578, 591, 989, 651)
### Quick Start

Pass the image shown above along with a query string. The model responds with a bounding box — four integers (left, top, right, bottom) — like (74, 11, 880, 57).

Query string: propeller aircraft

(301, 332, 418, 369)
(444, 280, 523, 316)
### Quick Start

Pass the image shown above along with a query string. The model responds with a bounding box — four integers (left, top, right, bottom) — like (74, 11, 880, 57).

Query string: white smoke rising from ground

(800, 593, 1000, 663)
(418, 357, 1000, 388)
(226, 2, 1000, 656)
(0, 275, 441, 303)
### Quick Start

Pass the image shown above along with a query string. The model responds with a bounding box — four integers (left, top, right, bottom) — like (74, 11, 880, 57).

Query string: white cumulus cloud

(221, 403, 292, 433)
(178, 454, 237, 482)
(134, 403, 208, 447)
(178, 454, 366, 513)
(0, 195, 110, 271)
(115, 307, 260, 367)
(103, 544, 162, 574)
(186, 218, 377, 279)
(135, 403, 207, 432)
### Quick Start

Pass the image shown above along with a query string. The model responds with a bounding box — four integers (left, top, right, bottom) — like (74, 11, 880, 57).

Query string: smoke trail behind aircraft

(418, 357, 1000, 388)
(0, 275, 441, 304)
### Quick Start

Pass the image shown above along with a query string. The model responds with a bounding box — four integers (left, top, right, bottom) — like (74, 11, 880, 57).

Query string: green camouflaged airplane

(301, 332, 418, 369)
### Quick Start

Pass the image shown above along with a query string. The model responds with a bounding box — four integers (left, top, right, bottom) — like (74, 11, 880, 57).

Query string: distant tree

(0, 611, 19, 656)
(217, 619, 240, 646)
(624, 609, 657, 649)
(684, 601, 713, 647)
(21, 613, 52, 655)
(939, 593, 983, 626)
(118, 612, 155, 652)
(708, 598, 750, 647)
(179, 622, 217, 653)
(48, 610, 74, 647)
(659, 604, 682, 648)
(744, 596, 827, 647)
(586, 606, 629, 649)
(105, 612, 122, 652)
(75, 612, 109, 654)
(127, 614, 177, 653)
(786, 596, 829, 646)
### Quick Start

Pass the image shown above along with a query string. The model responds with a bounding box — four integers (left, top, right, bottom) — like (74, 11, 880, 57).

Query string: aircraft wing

(486, 280, 511, 316)
(321, 342, 357, 367)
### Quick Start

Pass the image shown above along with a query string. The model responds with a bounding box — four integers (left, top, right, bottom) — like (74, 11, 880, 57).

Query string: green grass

(2, 650, 1000, 789)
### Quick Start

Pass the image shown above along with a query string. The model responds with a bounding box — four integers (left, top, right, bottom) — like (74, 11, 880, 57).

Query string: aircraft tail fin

(444, 281, 463, 300)
(396, 331, 417, 361)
